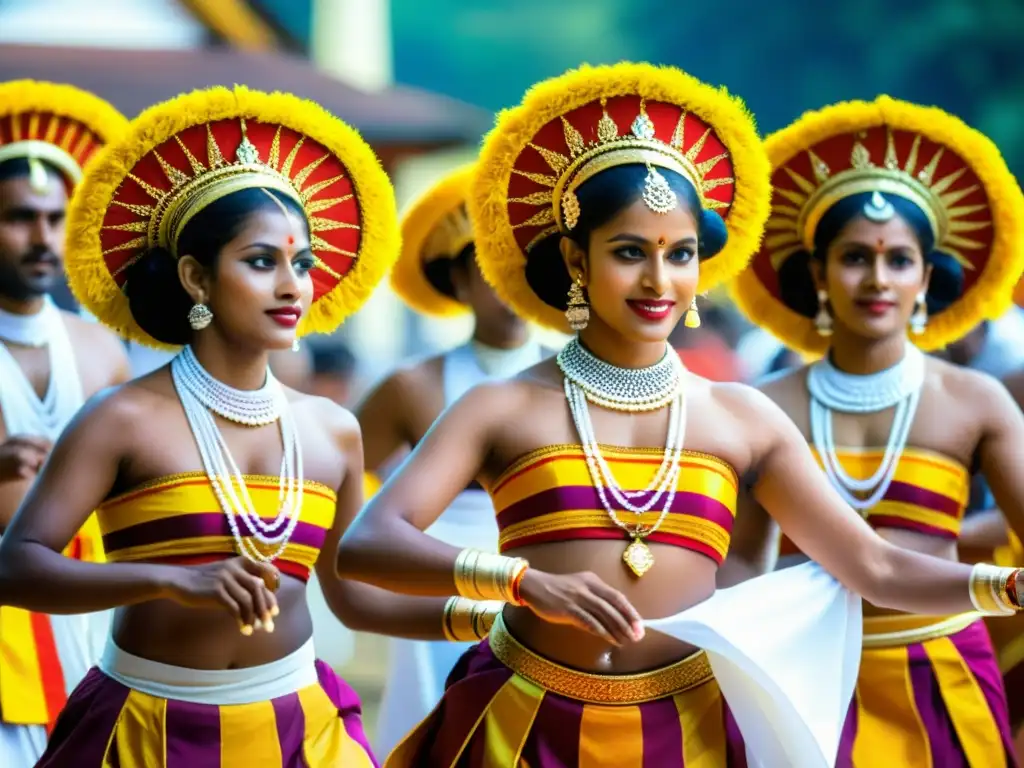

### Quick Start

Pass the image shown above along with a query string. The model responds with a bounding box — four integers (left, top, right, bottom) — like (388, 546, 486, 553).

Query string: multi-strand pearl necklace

(171, 346, 304, 563)
(807, 343, 925, 511)
(557, 337, 686, 576)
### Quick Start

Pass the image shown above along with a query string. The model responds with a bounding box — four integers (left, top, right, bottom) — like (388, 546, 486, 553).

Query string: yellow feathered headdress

(65, 86, 400, 349)
(731, 96, 1024, 355)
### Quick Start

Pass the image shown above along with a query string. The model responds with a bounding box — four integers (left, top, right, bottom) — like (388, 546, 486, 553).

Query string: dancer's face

(562, 196, 698, 345)
(813, 213, 930, 342)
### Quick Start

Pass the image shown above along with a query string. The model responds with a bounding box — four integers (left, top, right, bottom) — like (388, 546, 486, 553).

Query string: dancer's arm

(0, 387, 278, 627)
(726, 384, 1020, 615)
(354, 361, 440, 489)
(338, 381, 645, 643)
(317, 404, 473, 641)
(972, 369, 1024, 549)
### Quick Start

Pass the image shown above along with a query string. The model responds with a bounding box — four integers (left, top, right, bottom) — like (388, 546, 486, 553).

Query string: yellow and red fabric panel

(94, 473, 337, 583)
(490, 445, 738, 565)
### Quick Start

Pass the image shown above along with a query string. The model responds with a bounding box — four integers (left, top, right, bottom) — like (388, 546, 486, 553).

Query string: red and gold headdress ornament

(470, 62, 771, 333)
(391, 164, 475, 317)
(66, 86, 399, 349)
(732, 96, 1024, 355)
(0, 80, 127, 193)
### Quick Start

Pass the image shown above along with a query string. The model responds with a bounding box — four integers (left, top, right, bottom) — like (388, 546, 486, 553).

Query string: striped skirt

(837, 613, 1015, 767)
(385, 614, 745, 767)
(35, 646, 377, 767)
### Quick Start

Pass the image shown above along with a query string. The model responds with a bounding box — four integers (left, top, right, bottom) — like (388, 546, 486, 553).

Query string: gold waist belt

(488, 613, 712, 705)
(862, 612, 981, 649)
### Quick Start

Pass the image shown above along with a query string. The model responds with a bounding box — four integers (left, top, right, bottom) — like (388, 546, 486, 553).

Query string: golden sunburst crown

(731, 95, 1024, 356)
(65, 86, 399, 349)
(767, 126, 990, 272)
(105, 117, 354, 277)
(0, 80, 128, 191)
(469, 62, 771, 333)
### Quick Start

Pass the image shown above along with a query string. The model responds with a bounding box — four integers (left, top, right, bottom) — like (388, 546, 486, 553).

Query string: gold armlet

(453, 548, 529, 604)
(442, 597, 503, 642)
(969, 564, 1021, 616)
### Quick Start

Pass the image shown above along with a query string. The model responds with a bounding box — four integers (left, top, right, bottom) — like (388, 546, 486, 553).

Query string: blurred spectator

(936, 306, 1024, 379)
(309, 344, 359, 406)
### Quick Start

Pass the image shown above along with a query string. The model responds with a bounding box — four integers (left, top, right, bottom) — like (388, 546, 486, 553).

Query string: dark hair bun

(698, 209, 728, 258)
(777, 249, 819, 318)
(925, 250, 964, 314)
(124, 247, 194, 345)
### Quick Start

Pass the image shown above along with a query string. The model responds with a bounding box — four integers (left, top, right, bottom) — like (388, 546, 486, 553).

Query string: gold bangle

(442, 596, 503, 642)
(969, 563, 1018, 616)
(453, 549, 529, 603)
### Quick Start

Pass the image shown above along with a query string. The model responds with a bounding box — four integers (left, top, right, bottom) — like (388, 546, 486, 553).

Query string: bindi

(875, 238, 886, 254)
(657, 236, 667, 247)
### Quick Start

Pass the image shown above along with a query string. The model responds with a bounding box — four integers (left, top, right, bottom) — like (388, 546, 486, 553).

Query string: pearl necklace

(176, 345, 279, 426)
(559, 339, 686, 577)
(807, 343, 925, 511)
(171, 348, 304, 563)
(557, 336, 683, 412)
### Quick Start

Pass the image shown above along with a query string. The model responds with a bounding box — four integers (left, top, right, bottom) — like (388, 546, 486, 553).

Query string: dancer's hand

(168, 556, 280, 634)
(517, 569, 644, 645)
(0, 435, 51, 481)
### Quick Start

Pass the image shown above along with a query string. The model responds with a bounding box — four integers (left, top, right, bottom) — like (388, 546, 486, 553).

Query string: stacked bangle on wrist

(969, 564, 1022, 616)
(453, 549, 529, 606)
(442, 597, 503, 642)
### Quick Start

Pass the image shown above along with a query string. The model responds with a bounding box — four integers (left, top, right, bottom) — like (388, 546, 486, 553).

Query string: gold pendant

(623, 537, 654, 577)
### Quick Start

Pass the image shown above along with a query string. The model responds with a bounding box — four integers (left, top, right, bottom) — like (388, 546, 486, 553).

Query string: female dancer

(364, 164, 546, 755)
(730, 97, 1024, 765)
(0, 86, 446, 766)
(336, 63, 1024, 767)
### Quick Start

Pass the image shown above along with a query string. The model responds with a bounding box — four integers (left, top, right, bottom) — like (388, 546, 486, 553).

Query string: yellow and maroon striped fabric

(489, 445, 739, 565)
(837, 614, 1014, 767)
(385, 636, 745, 766)
(779, 447, 970, 557)
(94, 473, 337, 582)
(36, 660, 377, 767)
(0, 513, 106, 728)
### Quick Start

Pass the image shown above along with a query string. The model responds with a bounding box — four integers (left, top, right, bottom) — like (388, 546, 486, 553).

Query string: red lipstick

(266, 306, 301, 328)
(626, 299, 676, 322)
(854, 299, 896, 316)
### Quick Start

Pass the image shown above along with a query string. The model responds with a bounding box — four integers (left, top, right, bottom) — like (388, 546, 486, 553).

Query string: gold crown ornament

(731, 96, 1024, 356)
(0, 80, 128, 194)
(65, 86, 399, 349)
(391, 164, 475, 317)
(469, 62, 771, 333)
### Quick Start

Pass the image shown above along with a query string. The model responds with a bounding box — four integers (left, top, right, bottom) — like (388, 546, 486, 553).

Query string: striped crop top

(779, 447, 970, 557)
(489, 445, 739, 565)
(95, 473, 337, 582)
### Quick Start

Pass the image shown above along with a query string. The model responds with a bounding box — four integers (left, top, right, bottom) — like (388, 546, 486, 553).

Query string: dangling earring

(910, 291, 928, 335)
(188, 302, 213, 331)
(291, 338, 300, 352)
(565, 274, 589, 331)
(684, 296, 701, 328)
(814, 289, 833, 337)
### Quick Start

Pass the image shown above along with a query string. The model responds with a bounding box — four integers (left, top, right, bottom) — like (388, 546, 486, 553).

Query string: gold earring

(814, 289, 832, 337)
(188, 302, 213, 331)
(565, 275, 589, 331)
(910, 291, 927, 335)
(684, 296, 701, 328)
